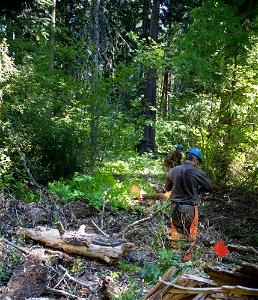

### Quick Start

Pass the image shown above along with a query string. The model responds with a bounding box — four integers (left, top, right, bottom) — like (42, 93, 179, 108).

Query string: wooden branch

(222, 256, 258, 268)
(17, 226, 134, 264)
(58, 265, 97, 290)
(227, 243, 258, 255)
(204, 265, 258, 288)
(45, 249, 75, 263)
(91, 220, 109, 237)
(180, 274, 217, 286)
(1, 237, 29, 254)
(142, 265, 258, 300)
(141, 191, 171, 200)
(114, 202, 171, 238)
(46, 287, 82, 299)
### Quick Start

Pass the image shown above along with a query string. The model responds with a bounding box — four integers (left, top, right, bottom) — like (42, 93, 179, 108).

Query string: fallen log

(130, 184, 170, 201)
(17, 226, 134, 264)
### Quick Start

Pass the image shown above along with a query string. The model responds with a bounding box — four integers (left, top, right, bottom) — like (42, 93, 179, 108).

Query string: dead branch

(114, 202, 171, 238)
(222, 256, 258, 268)
(205, 265, 258, 288)
(142, 264, 258, 300)
(45, 249, 75, 263)
(227, 244, 258, 255)
(46, 287, 82, 299)
(56, 221, 66, 237)
(91, 220, 109, 237)
(1, 237, 29, 254)
(58, 265, 98, 290)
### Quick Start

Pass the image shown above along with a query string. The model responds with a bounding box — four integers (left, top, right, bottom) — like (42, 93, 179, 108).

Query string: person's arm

(197, 170, 212, 191)
(165, 176, 172, 191)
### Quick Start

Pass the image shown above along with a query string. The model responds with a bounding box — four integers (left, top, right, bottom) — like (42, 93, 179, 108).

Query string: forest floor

(0, 184, 257, 299)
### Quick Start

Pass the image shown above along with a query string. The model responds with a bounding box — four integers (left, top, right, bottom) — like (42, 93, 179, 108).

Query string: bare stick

(91, 220, 109, 237)
(46, 287, 82, 299)
(45, 249, 75, 262)
(58, 265, 97, 290)
(227, 244, 258, 255)
(1, 237, 29, 254)
(115, 202, 171, 238)
(101, 200, 106, 229)
(53, 269, 68, 289)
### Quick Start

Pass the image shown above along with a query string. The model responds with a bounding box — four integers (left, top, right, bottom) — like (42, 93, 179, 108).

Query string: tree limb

(1, 237, 29, 254)
(114, 202, 171, 238)
(46, 287, 82, 299)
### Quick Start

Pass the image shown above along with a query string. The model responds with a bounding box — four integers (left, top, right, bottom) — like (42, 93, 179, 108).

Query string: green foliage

(162, 0, 258, 185)
(141, 248, 182, 284)
(0, 250, 21, 287)
(119, 247, 181, 287)
(48, 154, 164, 211)
(116, 287, 144, 300)
(0, 261, 11, 286)
(49, 171, 132, 210)
(70, 258, 85, 276)
(0, 0, 257, 193)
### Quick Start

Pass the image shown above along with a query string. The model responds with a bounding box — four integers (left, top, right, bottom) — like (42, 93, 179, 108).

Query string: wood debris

(0, 249, 50, 300)
(142, 264, 258, 299)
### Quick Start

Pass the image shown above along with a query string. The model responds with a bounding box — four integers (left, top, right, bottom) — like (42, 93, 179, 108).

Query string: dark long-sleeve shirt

(165, 162, 212, 205)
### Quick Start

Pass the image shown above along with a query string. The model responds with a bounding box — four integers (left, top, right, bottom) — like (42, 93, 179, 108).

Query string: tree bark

(138, 0, 160, 153)
(17, 226, 134, 264)
(0, 249, 50, 300)
(160, 71, 170, 119)
(49, 0, 56, 68)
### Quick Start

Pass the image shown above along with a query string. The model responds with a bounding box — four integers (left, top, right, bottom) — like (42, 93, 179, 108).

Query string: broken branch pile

(142, 264, 258, 300)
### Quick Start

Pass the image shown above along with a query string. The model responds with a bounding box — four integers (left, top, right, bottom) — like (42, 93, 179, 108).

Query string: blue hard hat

(176, 144, 183, 152)
(186, 147, 203, 162)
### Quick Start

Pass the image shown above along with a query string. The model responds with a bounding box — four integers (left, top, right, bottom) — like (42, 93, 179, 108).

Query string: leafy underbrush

(48, 154, 165, 211)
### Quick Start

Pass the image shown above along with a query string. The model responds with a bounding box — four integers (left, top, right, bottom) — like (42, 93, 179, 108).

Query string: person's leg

(182, 206, 198, 261)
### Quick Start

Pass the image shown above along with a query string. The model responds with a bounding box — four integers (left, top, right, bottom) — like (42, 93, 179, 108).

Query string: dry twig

(115, 202, 171, 238)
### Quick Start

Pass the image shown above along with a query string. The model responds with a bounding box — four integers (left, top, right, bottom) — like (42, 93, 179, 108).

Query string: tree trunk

(89, 0, 100, 161)
(142, 0, 150, 38)
(49, 0, 56, 68)
(138, 0, 160, 153)
(160, 71, 170, 119)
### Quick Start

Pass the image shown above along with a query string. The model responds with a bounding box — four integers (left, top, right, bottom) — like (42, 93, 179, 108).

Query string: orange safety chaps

(170, 205, 198, 261)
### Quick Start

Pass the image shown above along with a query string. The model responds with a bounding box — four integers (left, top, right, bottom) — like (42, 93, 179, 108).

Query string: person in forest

(164, 147, 212, 262)
(164, 144, 184, 170)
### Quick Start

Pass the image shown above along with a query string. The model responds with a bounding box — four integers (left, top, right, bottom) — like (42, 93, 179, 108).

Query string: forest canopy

(0, 0, 257, 196)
